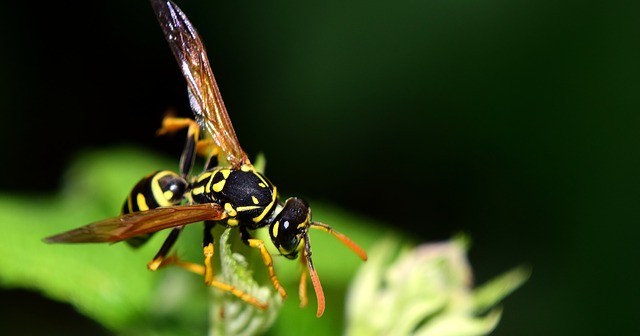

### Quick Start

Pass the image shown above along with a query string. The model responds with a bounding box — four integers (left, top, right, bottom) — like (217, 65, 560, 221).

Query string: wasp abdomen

(122, 170, 188, 247)
(191, 168, 277, 228)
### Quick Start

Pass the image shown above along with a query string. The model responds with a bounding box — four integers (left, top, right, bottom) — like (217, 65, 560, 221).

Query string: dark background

(1, 0, 639, 335)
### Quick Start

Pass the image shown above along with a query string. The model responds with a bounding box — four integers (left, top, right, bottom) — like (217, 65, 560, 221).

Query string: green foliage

(0, 147, 527, 335)
(208, 228, 282, 336)
(0, 148, 172, 331)
(0, 147, 381, 335)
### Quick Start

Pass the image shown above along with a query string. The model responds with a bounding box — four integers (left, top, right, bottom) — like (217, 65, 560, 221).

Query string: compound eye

(278, 220, 301, 258)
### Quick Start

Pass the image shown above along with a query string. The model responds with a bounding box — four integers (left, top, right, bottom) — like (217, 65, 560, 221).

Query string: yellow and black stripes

(121, 170, 188, 248)
(123, 171, 188, 213)
(190, 167, 278, 229)
(45, 0, 371, 316)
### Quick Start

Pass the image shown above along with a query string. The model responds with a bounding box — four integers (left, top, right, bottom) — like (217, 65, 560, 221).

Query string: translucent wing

(151, 0, 249, 168)
(43, 203, 226, 243)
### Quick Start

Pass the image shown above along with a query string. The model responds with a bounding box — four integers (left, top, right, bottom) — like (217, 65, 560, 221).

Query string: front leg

(240, 226, 287, 299)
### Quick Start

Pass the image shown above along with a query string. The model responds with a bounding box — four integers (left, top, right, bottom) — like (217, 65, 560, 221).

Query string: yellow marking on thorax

(212, 179, 226, 192)
(136, 193, 150, 211)
(227, 218, 239, 226)
(224, 203, 237, 217)
(252, 185, 277, 223)
(193, 173, 210, 196)
(192, 185, 205, 195)
(197, 172, 212, 183)
(220, 169, 232, 179)
(254, 172, 270, 188)
(201, 171, 215, 193)
(251, 196, 259, 204)
(236, 205, 261, 212)
(206, 169, 231, 193)
(205, 174, 213, 193)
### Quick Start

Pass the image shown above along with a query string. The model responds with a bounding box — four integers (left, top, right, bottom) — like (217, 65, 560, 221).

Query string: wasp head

(268, 196, 368, 317)
(269, 197, 311, 259)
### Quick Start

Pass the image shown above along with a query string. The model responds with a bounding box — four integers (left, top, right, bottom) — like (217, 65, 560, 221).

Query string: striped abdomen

(122, 170, 188, 247)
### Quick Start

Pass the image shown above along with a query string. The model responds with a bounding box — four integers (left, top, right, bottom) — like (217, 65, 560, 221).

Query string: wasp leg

(157, 116, 222, 174)
(197, 139, 221, 171)
(155, 254, 268, 310)
(156, 254, 204, 274)
(298, 255, 309, 307)
(240, 227, 287, 299)
(147, 226, 183, 271)
(153, 221, 268, 310)
(157, 117, 200, 177)
(202, 221, 216, 284)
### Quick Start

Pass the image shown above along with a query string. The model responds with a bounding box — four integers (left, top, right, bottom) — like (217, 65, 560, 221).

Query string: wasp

(43, 0, 367, 317)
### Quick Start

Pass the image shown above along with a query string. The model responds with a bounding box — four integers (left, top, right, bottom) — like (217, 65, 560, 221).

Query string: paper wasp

(43, 0, 367, 317)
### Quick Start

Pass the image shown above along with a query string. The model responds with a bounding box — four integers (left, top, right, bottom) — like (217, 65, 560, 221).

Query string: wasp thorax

(269, 197, 311, 259)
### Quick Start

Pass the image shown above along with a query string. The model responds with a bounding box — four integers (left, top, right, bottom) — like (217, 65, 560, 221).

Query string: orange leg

(153, 245, 268, 310)
(299, 260, 309, 308)
(247, 238, 287, 299)
(156, 116, 223, 175)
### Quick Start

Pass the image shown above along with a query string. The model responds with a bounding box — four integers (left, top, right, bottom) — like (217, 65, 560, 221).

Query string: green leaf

(208, 228, 283, 336)
(0, 147, 175, 330)
(0, 146, 526, 336)
(0, 146, 381, 335)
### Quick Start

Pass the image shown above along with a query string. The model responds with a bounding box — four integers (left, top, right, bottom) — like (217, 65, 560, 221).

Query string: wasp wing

(150, 0, 249, 169)
(43, 203, 226, 244)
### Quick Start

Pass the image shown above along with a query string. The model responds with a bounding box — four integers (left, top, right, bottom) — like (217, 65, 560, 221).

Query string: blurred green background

(1, 0, 638, 335)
